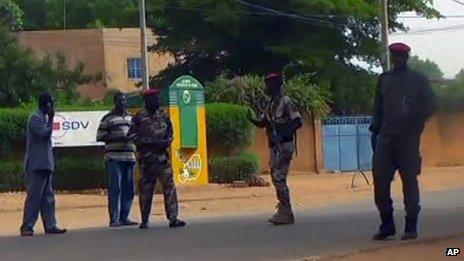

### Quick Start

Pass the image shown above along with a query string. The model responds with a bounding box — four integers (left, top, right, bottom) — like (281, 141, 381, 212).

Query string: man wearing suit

(20, 91, 67, 236)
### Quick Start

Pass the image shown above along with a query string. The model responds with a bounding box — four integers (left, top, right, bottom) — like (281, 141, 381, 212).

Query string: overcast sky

(390, 0, 464, 79)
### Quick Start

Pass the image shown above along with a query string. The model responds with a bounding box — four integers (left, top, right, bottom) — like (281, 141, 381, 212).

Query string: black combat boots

(373, 212, 396, 240)
(401, 216, 418, 241)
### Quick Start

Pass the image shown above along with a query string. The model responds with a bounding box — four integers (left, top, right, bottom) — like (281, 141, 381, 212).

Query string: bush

(209, 152, 260, 183)
(0, 158, 106, 192)
(0, 105, 112, 157)
(435, 79, 464, 112)
(205, 74, 331, 116)
(0, 108, 29, 155)
(206, 103, 254, 157)
(0, 26, 96, 106)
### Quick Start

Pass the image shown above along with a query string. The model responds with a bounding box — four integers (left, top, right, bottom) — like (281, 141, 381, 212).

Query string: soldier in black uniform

(370, 43, 436, 241)
(129, 89, 186, 229)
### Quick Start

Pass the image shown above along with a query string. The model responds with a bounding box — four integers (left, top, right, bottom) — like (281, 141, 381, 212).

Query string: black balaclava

(144, 94, 160, 112)
(114, 92, 128, 114)
(38, 91, 55, 115)
(265, 76, 284, 97)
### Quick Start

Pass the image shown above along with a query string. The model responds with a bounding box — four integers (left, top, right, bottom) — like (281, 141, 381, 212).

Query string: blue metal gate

(323, 116, 373, 172)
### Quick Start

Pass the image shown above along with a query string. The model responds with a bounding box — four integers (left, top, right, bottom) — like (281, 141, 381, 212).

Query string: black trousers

(372, 133, 422, 219)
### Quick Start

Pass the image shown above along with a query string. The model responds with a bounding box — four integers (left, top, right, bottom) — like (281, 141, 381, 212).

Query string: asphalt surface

(1, 188, 463, 261)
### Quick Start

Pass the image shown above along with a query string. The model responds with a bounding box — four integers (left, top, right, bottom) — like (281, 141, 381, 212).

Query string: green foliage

(0, 105, 111, 157)
(15, 0, 139, 30)
(408, 56, 444, 81)
(0, 26, 95, 107)
(205, 74, 331, 116)
(0, 108, 29, 155)
(0, 0, 23, 30)
(285, 74, 331, 116)
(435, 74, 464, 112)
(0, 158, 106, 192)
(205, 74, 267, 114)
(148, 0, 439, 86)
(206, 103, 254, 157)
(209, 152, 259, 183)
(328, 66, 378, 115)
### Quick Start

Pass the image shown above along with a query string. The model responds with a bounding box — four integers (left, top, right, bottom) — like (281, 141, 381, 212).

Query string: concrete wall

(102, 28, 173, 93)
(250, 112, 464, 174)
(249, 116, 320, 173)
(17, 29, 107, 99)
(422, 112, 464, 167)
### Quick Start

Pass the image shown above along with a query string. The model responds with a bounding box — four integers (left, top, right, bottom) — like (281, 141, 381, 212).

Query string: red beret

(143, 88, 161, 96)
(265, 73, 283, 82)
(389, 42, 411, 54)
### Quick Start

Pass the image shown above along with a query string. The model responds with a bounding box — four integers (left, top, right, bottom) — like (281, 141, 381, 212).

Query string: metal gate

(323, 116, 373, 172)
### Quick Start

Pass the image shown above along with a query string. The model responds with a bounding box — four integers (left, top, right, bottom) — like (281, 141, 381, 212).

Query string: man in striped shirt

(97, 93, 138, 227)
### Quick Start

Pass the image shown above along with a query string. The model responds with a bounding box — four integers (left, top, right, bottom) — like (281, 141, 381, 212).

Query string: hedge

(0, 158, 106, 192)
(206, 103, 255, 157)
(0, 103, 260, 188)
(209, 152, 260, 183)
(0, 108, 29, 155)
(0, 106, 111, 157)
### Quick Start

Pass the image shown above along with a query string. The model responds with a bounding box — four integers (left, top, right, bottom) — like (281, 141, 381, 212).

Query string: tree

(205, 74, 331, 116)
(408, 55, 443, 81)
(454, 69, 464, 81)
(148, 0, 440, 86)
(15, 0, 139, 30)
(0, 0, 23, 31)
(0, 26, 93, 106)
(328, 65, 377, 115)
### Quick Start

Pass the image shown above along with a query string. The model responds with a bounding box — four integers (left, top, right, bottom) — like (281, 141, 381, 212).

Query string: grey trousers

(21, 170, 57, 232)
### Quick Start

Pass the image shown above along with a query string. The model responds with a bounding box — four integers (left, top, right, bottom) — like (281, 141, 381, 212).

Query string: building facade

(17, 28, 173, 100)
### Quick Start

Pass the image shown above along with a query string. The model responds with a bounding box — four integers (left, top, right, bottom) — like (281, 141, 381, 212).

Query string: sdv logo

(57, 121, 90, 131)
(52, 114, 90, 140)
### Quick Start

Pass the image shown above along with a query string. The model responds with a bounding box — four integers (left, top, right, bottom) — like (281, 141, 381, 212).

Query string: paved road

(1, 188, 463, 261)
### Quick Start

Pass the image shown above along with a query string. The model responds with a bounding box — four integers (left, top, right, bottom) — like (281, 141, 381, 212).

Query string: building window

(127, 58, 142, 79)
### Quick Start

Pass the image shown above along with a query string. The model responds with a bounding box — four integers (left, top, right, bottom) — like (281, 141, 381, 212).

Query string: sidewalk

(319, 233, 464, 261)
(1, 167, 463, 236)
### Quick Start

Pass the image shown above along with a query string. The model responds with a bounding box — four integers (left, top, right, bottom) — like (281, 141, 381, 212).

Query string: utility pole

(139, 0, 150, 90)
(380, 0, 390, 72)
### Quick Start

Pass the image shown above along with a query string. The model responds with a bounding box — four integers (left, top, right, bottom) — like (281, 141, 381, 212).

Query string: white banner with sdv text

(52, 111, 109, 147)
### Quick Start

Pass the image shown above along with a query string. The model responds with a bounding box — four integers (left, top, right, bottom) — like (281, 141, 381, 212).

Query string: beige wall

(17, 29, 107, 99)
(422, 112, 464, 167)
(249, 116, 319, 173)
(16, 28, 173, 100)
(250, 112, 464, 174)
(102, 28, 173, 94)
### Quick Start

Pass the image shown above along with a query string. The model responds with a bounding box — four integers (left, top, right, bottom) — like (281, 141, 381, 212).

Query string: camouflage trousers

(139, 160, 179, 223)
(270, 141, 295, 211)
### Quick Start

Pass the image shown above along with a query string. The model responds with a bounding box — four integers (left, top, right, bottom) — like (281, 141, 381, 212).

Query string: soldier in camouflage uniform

(129, 89, 186, 229)
(248, 73, 302, 225)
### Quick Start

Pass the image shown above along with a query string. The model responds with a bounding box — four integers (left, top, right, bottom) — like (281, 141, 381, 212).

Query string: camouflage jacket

(255, 94, 302, 147)
(129, 108, 173, 164)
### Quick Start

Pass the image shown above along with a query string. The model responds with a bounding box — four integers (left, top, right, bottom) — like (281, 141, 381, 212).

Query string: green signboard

(169, 76, 205, 149)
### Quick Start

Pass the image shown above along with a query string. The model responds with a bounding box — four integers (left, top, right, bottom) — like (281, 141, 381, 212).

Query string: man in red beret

(129, 88, 186, 229)
(248, 72, 302, 225)
(370, 43, 437, 241)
